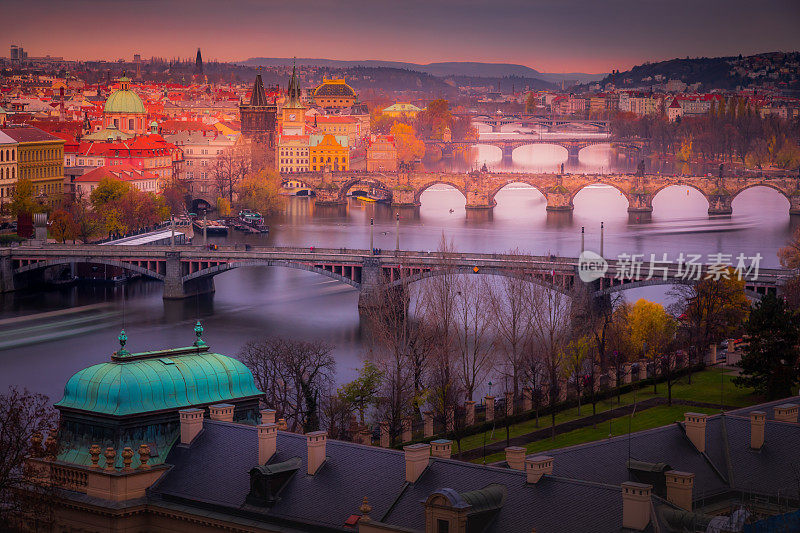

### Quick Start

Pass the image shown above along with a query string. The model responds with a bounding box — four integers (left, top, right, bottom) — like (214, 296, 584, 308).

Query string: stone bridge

(1, 245, 792, 306)
(286, 170, 800, 215)
(425, 137, 647, 159)
(469, 115, 611, 133)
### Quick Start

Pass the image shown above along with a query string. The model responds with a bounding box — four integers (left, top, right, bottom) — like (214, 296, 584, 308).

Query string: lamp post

(395, 212, 400, 252)
(369, 217, 374, 253)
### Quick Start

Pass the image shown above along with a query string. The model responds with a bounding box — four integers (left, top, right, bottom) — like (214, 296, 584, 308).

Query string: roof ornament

(359, 496, 372, 521)
(116, 330, 130, 357)
(193, 320, 207, 348)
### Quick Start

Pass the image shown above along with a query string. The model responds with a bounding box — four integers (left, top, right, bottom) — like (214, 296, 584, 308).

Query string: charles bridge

(291, 170, 800, 216)
(467, 114, 611, 133)
(1, 244, 793, 305)
(424, 136, 646, 160)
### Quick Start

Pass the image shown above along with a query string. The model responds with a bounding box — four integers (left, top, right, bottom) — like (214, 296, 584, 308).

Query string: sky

(4, 0, 800, 74)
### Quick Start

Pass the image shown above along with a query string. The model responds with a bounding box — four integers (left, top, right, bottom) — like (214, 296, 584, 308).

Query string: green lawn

(456, 368, 756, 454)
(472, 404, 718, 464)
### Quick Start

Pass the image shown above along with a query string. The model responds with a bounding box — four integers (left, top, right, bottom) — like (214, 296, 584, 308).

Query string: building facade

(1, 126, 65, 203)
(0, 131, 18, 210)
(277, 135, 310, 173)
(366, 134, 397, 172)
(163, 131, 236, 199)
(309, 134, 349, 171)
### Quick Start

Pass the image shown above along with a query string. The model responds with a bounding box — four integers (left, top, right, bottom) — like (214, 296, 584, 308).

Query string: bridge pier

(390, 187, 418, 208)
(0, 249, 14, 293)
(708, 195, 733, 217)
(627, 193, 653, 215)
(790, 195, 800, 216)
(163, 251, 215, 300)
(357, 257, 408, 317)
(314, 186, 346, 206)
(544, 189, 573, 212)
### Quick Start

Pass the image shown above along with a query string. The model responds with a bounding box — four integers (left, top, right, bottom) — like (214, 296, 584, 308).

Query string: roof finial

(359, 496, 372, 521)
(193, 321, 206, 347)
(117, 330, 130, 357)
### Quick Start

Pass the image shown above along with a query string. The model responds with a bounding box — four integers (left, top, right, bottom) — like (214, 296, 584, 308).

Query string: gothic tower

(240, 73, 278, 149)
(281, 60, 306, 135)
(194, 48, 203, 76)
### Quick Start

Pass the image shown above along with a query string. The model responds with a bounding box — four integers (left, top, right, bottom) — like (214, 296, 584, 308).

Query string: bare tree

(0, 387, 57, 530)
(419, 235, 461, 444)
(529, 285, 574, 439)
(454, 276, 495, 402)
(211, 145, 251, 203)
(489, 258, 534, 411)
(240, 337, 335, 432)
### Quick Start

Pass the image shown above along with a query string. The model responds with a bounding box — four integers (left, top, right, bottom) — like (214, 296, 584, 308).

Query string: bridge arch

(650, 183, 711, 211)
(730, 183, 792, 205)
(487, 180, 548, 207)
(568, 181, 631, 206)
(183, 259, 360, 288)
(387, 267, 574, 296)
(13, 258, 165, 280)
(414, 181, 468, 204)
(510, 143, 569, 163)
(596, 277, 768, 300)
(338, 176, 392, 201)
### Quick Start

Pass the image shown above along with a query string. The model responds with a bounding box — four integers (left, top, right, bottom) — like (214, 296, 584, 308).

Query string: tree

(240, 337, 336, 432)
(67, 192, 100, 243)
(529, 285, 574, 439)
(0, 387, 57, 528)
(670, 273, 750, 382)
(489, 259, 533, 408)
(628, 299, 676, 393)
(89, 176, 128, 209)
(48, 208, 76, 243)
(216, 197, 231, 217)
(390, 123, 425, 163)
(455, 276, 495, 402)
(9, 178, 39, 217)
(733, 294, 800, 400)
(338, 361, 383, 425)
(162, 179, 189, 214)
(236, 169, 283, 215)
(779, 227, 800, 269)
(212, 146, 251, 202)
(564, 335, 593, 415)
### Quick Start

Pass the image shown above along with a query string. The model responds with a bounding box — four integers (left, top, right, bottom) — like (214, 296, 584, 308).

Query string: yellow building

(1, 126, 65, 203)
(277, 135, 310, 174)
(309, 134, 348, 171)
(313, 116, 361, 145)
(382, 103, 422, 118)
(312, 78, 356, 109)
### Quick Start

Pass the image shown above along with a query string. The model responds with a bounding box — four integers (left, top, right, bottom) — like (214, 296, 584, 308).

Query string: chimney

(431, 439, 451, 459)
(258, 423, 277, 464)
(209, 403, 235, 422)
(505, 446, 526, 471)
(622, 482, 653, 531)
(684, 413, 707, 453)
(750, 411, 766, 450)
(260, 408, 276, 424)
(403, 443, 430, 483)
(774, 404, 798, 423)
(525, 455, 553, 484)
(179, 408, 204, 444)
(306, 431, 327, 475)
(665, 471, 694, 511)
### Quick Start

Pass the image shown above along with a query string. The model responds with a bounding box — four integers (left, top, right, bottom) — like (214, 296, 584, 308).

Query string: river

(0, 143, 797, 403)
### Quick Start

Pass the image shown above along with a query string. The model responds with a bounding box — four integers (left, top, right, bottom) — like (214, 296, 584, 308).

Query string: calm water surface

(1, 143, 797, 402)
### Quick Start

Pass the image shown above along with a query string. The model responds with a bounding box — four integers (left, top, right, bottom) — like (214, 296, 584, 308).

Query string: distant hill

(241, 57, 603, 84)
(597, 51, 800, 90)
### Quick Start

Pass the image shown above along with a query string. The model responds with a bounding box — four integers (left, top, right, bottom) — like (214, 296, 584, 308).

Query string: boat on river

(193, 219, 229, 235)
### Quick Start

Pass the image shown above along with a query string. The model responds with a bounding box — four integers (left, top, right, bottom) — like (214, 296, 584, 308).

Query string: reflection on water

(0, 185, 796, 402)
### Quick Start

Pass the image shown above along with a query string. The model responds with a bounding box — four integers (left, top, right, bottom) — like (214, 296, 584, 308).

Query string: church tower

(240, 73, 278, 148)
(281, 60, 306, 136)
(194, 48, 203, 76)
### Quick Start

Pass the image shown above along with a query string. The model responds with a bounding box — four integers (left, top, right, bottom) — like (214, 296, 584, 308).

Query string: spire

(193, 321, 207, 348)
(286, 58, 303, 108)
(249, 73, 268, 107)
(116, 330, 130, 357)
(194, 48, 203, 76)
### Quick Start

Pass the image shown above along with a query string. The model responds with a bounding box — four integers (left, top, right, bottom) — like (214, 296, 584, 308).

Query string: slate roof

(143, 396, 800, 533)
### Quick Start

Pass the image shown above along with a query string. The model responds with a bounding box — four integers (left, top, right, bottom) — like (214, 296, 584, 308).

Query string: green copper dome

(55, 346, 263, 417)
(104, 78, 146, 115)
